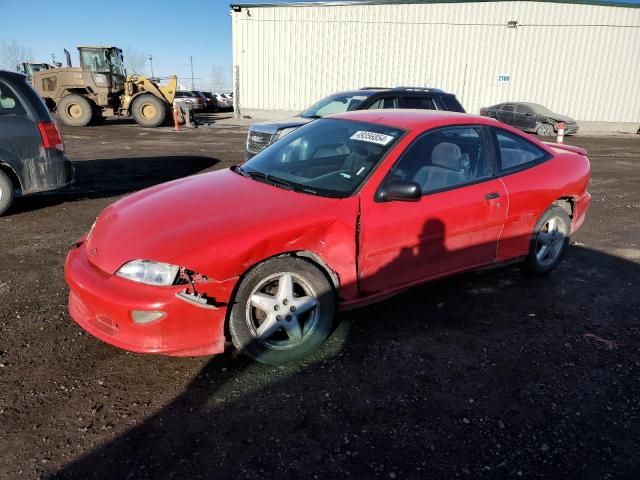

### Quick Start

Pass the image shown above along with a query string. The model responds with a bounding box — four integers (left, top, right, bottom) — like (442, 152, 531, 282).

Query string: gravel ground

(0, 116, 638, 479)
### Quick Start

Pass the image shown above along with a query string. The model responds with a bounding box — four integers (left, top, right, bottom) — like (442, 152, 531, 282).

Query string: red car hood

(85, 169, 342, 275)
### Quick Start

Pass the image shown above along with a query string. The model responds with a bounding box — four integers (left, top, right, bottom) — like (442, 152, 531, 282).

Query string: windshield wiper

(238, 167, 323, 196)
(243, 169, 295, 191)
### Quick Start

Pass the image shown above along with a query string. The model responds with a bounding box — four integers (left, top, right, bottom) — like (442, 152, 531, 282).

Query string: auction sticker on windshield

(350, 131, 395, 146)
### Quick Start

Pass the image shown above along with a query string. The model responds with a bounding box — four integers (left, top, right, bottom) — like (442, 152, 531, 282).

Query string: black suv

(246, 87, 465, 158)
(0, 70, 74, 215)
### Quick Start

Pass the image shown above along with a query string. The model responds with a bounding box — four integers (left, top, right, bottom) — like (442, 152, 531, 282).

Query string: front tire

(536, 123, 555, 137)
(57, 94, 93, 127)
(0, 170, 15, 216)
(229, 257, 335, 364)
(525, 206, 571, 275)
(132, 94, 167, 128)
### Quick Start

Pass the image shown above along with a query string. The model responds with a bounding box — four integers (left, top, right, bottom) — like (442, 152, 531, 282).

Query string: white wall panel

(232, 1, 640, 122)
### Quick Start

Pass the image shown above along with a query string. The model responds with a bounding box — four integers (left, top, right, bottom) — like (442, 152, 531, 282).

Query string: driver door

(358, 126, 507, 294)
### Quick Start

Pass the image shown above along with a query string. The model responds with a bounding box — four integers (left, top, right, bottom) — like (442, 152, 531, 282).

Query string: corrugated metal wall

(232, 1, 640, 122)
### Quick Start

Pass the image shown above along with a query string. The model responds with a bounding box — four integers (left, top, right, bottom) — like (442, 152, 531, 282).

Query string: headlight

(116, 260, 180, 286)
(274, 127, 298, 140)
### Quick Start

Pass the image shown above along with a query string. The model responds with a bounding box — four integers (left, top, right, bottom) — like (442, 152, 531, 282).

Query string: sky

(0, 0, 274, 91)
(1, 0, 638, 91)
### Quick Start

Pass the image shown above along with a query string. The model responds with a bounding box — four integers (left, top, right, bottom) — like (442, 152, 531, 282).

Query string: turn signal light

(131, 310, 166, 325)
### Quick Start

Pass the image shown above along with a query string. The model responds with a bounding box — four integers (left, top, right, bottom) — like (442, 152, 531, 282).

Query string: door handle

(484, 192, 501, 200)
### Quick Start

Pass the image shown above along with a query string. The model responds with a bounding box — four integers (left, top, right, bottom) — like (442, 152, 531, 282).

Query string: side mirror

(376, 179, 422, 202)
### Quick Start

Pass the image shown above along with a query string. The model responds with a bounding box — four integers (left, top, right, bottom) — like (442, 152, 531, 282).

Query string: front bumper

(558, 124, 579, 135)
(64, 243, 229, 357)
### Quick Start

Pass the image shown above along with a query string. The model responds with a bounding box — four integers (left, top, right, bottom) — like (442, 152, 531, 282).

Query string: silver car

(174, 91, 206, 111)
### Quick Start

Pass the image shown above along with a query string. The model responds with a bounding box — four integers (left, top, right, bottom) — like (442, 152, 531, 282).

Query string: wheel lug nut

(283, 299, 288, 305)
(290, 306, 296, 312)
(276, 315, 282, 321)
(274, 305, 280, 311)
(286, 315, 292, 321)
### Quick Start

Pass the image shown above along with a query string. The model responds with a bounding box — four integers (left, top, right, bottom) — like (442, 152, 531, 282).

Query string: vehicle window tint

(0, 81, 27, 116)
(387, 127, 491, 194)
(367, 96, 400, 110)
(403, 96, 436, 110)
(436, 95, 465, 112)
(502, 104, 515, 112)
(495, 129, 548, 171)
(516, 104, 533, 114)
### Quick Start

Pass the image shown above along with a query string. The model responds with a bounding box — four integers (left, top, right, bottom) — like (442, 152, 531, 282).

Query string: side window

(387, 127, 492, 194)
(516, 104, 533, 114)
(502, 104, 515, 112)
(495, 129, 549, 171)
(0, 81, 27, 116)
(368, 96, 400, 110)
(436, 95, 465, 112)
(403, 96, 436, 110)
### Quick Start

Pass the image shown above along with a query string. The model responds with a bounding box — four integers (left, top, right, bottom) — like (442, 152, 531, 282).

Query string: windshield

(527, 103, 556, 117)
(239, 118, 404, 198)
(80, 50, 110, 72)
(300, 92, 372, 119)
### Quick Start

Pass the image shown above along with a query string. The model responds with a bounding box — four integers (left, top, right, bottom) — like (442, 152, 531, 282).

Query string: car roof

(333, 87, 451, 97)
(329, 109, 497, 130)
(0, 70, 28, 82)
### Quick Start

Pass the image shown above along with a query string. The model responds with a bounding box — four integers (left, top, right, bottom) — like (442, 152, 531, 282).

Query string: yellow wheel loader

(31, 46, 176, 127)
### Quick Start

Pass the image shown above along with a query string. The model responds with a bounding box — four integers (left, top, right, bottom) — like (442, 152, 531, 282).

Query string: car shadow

(6, 155, 219, 215)
(47, 214, 640, 479)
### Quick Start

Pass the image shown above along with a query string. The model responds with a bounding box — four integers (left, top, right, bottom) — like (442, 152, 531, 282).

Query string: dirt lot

(1, 116, 639, 479)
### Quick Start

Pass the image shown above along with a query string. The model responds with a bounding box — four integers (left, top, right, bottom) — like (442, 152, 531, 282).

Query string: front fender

(172, 198, 361, 301)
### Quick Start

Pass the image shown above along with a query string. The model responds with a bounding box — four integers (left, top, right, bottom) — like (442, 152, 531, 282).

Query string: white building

(231, 0, 640, 128)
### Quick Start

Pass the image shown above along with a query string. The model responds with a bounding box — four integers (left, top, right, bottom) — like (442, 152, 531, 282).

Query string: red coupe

(65, 110, 591, 363)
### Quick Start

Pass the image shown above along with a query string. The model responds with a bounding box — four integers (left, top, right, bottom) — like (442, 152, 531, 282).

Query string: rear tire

(0, 170, 15, 216)
(229, 257, 335, 364)
(524, 206, 571, 275)
(132, 94, 167, 128)
(57, 94, 93, 127)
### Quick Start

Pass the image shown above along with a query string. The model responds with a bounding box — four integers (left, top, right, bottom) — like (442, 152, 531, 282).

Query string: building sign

(497, 74, 512, 84)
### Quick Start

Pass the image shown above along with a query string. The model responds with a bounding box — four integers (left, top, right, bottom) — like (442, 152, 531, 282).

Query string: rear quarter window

(494, 128, 550, 172)
(0, 80, 27, 116)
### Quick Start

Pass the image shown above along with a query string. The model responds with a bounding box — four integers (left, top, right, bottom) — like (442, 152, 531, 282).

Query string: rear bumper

(572, 191, 591, 234)
(64, 243, 228, 357)
(21, 154, 74, 195)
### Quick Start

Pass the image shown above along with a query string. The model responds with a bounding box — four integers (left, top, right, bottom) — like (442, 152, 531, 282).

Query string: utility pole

(148, 54, 154, 78)
(50, 53, 56, 64)
(190, 56, 194, 90)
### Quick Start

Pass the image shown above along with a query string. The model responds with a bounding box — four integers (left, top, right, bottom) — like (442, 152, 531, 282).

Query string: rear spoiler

(544, 142, 587, 156)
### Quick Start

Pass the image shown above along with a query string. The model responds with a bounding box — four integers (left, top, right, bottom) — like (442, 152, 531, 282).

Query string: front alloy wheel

(230, 257, 334, 363)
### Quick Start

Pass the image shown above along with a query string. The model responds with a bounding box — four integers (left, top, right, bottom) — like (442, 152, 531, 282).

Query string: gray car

(0, 70, 74, 215)
(479, 102, 579, 136)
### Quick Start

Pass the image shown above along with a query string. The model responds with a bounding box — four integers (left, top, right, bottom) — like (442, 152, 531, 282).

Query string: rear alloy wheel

(132, 94, 167, 128)
(230, 257, 335, 363)
(57, 94, 93, 127)
(536, 123, 555, 137)
(0, 170, 15, 216)
(525, 206, 571, 275)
